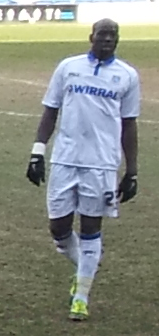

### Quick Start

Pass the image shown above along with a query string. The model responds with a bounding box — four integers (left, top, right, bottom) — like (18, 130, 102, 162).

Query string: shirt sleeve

(42, 62, 64, 109)
(120, 70, 140, 118)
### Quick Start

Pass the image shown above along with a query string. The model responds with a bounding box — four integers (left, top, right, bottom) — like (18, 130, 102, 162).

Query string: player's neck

(91, 50, 114, 62)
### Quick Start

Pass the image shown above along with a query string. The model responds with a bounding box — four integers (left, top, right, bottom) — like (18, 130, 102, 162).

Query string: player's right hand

(26, 154, 45, 187)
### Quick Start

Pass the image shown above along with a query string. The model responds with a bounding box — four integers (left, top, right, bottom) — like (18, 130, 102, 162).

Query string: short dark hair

(92, 18, 119, 34)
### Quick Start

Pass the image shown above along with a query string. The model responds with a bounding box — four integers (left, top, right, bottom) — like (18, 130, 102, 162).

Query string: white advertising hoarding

(77, 2, 159, 24)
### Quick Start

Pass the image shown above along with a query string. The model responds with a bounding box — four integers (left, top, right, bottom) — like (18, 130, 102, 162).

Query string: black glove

(118, 173, 137, 203)
(26, 154, 45, 187)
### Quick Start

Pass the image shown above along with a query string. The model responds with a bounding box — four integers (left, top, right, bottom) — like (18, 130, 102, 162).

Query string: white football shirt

(42, 53, 140, 170)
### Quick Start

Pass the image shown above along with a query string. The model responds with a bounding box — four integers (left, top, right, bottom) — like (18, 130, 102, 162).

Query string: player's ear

(116, 34, 119, 45)
(89, 33, 93, 43)
(115, 34, 119, 49)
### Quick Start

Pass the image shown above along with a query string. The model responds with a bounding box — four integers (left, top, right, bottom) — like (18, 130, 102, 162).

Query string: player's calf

(49, 213, 79, 266)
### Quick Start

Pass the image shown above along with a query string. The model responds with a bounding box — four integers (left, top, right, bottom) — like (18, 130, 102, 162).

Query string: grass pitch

(0, 23, 159, 336)
(1, 23, 159, 41)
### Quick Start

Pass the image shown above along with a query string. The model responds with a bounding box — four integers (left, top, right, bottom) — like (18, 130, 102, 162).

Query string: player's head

(89, 18, 119, 60)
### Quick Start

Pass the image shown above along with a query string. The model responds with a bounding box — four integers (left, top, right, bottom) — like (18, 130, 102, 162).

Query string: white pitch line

(1, 76, 159, 105)
(0, 109, 159, 125)
(0, 111, 41, 117)
(139, 119, 159, 124)
(1, 37, 159, 43)
(143, 97, 159, 104)
(0, 76, 47, 88)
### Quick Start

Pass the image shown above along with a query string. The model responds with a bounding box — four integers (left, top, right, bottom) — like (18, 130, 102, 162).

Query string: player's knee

(49, 212, 74, 239)
(80, 214, 102, 235)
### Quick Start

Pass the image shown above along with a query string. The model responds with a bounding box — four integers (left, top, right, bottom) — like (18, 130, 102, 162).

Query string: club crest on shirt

(112, 75, 121, 83)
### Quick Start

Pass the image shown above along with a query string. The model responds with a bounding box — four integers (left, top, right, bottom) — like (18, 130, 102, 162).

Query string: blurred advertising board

(0, 3, 77, 22)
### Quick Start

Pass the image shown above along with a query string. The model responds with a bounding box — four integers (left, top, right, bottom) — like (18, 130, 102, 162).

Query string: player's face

(90, 24, 118, 60)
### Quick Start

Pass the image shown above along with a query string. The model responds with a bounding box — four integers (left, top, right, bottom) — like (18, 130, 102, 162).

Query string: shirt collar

(87, 51, 115, 65)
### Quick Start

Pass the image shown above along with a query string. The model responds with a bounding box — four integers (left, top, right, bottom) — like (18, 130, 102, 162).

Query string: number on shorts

(105, 191, 118, 206)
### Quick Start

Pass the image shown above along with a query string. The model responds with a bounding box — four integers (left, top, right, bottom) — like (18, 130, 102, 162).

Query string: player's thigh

(78, 168, 104, 216)
(47, 164, 78, 219)
(78, 168, 118, 217)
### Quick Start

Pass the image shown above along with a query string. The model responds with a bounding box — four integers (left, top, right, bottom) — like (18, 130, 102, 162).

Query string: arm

(26, 106, 58, 186)
(119, 69, 140, 202)
(32, 60, 63, 154)
(35, 106, 58, 144)
(27, 62, 63, 186)
(121, 117, 138, 176)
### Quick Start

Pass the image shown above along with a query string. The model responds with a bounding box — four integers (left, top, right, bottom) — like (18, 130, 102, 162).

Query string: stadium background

(0, 0, 159, 24)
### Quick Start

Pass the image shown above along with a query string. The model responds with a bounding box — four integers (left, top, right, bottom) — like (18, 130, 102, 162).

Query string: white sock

(54, 231, 79, 266)
(73, 233, 102, 304)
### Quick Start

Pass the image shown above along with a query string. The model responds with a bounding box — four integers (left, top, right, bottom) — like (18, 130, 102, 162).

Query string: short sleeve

(42, 62, 64, 109)
(120, 70, 140, 118)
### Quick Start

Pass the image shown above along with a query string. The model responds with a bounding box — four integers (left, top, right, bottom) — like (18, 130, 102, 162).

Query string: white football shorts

(47, 164, 119, 219)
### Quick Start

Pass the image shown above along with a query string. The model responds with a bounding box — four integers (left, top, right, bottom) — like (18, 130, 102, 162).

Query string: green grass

(0, 22, 159, 41)
(0, 23, 159, 336)
(0, 40, 159, 71)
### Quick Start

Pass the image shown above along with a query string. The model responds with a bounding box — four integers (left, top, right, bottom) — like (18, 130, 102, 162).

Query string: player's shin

(53, 230, 79, 266)
(73, 232, 102, 304)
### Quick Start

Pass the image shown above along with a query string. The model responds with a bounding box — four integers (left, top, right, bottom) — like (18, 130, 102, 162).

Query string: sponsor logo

(68, 84, 118, 100)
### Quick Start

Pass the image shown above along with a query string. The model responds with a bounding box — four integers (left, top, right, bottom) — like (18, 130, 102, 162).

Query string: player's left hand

(118, 173, 137, 203)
